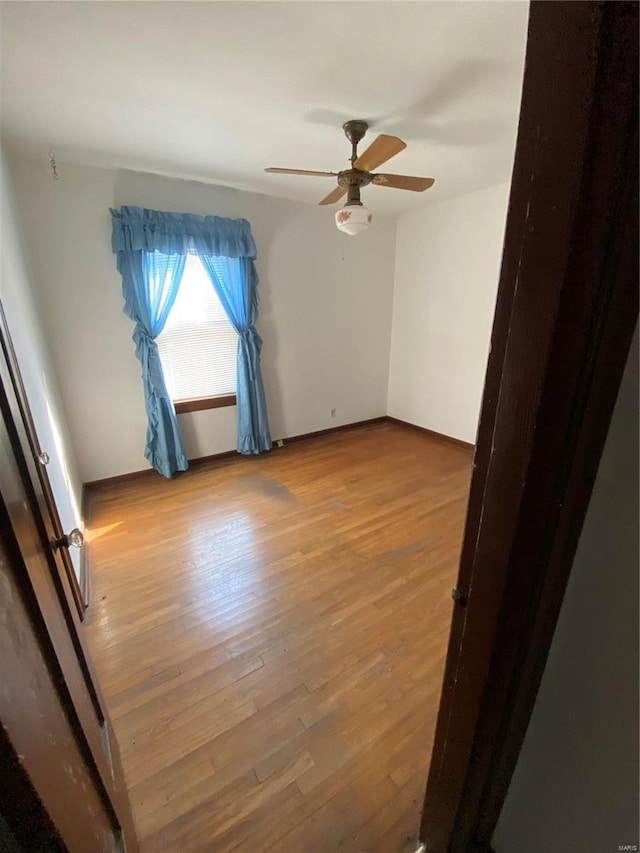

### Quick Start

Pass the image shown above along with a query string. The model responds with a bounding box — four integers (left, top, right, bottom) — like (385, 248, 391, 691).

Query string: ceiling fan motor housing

(337, 169, 372, 188)
(338, 168, 372, 206)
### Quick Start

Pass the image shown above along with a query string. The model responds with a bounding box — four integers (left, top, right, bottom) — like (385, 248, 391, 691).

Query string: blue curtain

(115, 246, 187, 477)
(111, 205, 271, 471)
(199, 255, 271, 453)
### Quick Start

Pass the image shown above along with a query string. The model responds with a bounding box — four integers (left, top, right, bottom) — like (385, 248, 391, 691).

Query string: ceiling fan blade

(354, 134, 407, 172)
(370, 174, 435, 192)
(319, 185, 347, 206)
(265, 167, 338, 177)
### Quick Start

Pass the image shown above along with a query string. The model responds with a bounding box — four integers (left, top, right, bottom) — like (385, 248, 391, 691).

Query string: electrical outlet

(330, 408, 337, 418)
(276, 439, 284, 448)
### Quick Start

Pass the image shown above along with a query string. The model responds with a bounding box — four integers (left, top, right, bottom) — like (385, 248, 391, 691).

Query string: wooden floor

(83, 422, 472, 852)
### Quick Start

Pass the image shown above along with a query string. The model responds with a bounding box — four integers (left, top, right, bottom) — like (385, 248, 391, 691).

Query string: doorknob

(52, 528, 84, 550)
(38, 451, 50, 465)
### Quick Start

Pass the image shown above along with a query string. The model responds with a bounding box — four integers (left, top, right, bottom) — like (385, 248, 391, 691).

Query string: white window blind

(157, 253, 237, 401)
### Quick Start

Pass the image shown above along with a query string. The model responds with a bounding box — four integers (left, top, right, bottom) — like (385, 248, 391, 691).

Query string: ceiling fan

(265, 120, 435, 235)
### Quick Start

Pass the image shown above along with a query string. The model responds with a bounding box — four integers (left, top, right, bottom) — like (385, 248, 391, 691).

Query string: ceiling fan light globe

(335, 203, 372, 236)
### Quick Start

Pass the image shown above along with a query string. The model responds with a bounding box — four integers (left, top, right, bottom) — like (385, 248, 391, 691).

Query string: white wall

(0, 148, 83, 579)
(493, 327, 639, 852)
(6, 156, 397, 483)
(387, 183, 510, 443)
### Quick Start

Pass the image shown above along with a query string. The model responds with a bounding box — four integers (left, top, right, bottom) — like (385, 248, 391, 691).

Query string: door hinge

(451, 587, 468, 608)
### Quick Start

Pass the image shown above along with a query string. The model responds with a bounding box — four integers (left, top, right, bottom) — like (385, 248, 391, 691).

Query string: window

(157, 253, 237, 413)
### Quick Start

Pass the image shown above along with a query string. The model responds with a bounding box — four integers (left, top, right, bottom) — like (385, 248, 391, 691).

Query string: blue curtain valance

(110, 205, 257, 259)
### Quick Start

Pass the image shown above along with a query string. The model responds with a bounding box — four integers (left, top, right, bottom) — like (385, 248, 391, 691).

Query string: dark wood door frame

(420, 2, 638, 851)
(0, 320, 138, 849)
(0, 300, 88, 618)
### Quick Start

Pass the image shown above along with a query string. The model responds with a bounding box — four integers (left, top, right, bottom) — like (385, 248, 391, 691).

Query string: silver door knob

(53, 528, 84, 550)
(38, 451, 50, 465)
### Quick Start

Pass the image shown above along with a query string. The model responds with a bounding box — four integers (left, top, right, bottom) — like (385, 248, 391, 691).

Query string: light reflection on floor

(87, 521, 123, 542)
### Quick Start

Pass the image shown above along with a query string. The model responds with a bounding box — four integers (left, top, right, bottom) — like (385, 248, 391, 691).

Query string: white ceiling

(0, 1, 529, 216)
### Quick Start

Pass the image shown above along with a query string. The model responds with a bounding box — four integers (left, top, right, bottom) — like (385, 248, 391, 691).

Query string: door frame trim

(419, 2, 638, 850)
(0, 300, 87, 617)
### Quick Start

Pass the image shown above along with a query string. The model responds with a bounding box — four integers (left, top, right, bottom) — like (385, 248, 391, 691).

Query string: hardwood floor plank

(244, 702, 437, 852)
(338, 768, 428, 851)
(83, 423, 472, 850)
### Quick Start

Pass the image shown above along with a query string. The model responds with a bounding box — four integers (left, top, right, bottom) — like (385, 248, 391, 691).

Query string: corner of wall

(385, 183, 510, 441)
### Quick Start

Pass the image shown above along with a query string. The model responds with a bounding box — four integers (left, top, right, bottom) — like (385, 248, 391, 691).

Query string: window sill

(174, 395, 237, 414)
